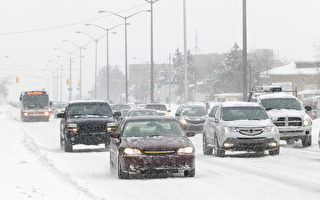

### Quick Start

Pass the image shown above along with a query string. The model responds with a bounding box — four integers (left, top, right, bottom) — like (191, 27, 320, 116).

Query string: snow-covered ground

(1, 104, 320, 200)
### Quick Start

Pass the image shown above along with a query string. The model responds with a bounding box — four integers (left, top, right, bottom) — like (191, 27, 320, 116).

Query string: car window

(66, 103, 113, 117)
(146, 105, 167, 111)
(182, 107, 207, 117)
(260, 98, 302, 111)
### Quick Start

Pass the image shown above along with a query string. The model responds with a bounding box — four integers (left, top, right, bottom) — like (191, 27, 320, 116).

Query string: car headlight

(177, 146, 194, 154)
(67, 123, 77, 128)
(181, 119, 187, 125)
(265, 126, 276, 132)
(223, 126, 237, 133)
(123, 148, 142, 155)
(44, 111, 50, 116)
(303, 120, 311, 127)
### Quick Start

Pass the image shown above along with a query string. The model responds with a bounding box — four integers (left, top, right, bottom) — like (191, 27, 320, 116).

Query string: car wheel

(269, 147, 280, 156)
(59, 133, 64, 150)
(118, 156, 129, 179)
(184, 169, 195, 177)
(64, 137, 73, 152)
(202, 133, 213, 155)
(255, 150, 265, 156)
(302, 135, 312, 147)
(214, 135, 225, 157)
(105, 140, 110, 150)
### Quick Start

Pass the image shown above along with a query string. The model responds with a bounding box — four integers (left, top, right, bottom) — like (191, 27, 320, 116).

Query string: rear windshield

(67, 103, 113, 118)
(221, 107, 269, 121)
(123, 120, 184, 138)
(146, 105, 167, 111)
(182, 106, 207, 117)
(127, 111, 157, 117)
(112, 104, 131, 110)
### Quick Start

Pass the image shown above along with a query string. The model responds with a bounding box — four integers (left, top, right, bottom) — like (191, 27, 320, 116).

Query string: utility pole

(242, 0, 248, 101)
(183, 0, 188, 104)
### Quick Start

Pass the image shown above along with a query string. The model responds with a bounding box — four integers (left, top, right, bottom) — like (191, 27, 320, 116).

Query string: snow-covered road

(2, 105, 320, 200)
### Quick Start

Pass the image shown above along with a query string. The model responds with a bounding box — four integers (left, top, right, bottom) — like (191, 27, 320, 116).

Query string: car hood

(67, 117, 115, 124)
(182, 116, 207, 121)
(222, 119, 273, 128)
(267, 109, 310, 120)
(122, 136, 192, 150)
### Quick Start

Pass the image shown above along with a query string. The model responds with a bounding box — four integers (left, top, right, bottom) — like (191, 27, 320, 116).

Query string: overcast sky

(1, 0, 320, 101)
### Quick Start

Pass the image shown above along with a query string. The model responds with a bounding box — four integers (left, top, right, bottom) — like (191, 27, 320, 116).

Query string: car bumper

(222, 137, 279, 151)
(120, 154, 195, 174)
(67, 132, 110, 145)
(22, 115, 50, 121)
(278, 126, 311, 139)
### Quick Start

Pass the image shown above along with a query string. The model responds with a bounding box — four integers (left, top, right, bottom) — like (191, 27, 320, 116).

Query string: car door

(110, 121, 125, 168)
(205, 106, 218, 145)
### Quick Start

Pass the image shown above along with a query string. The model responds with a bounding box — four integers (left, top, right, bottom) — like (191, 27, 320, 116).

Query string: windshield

(22, 95, 49, 109)
(127, 111, 157, 117)
(221, 107, 269, 121)
(122, 120, 184, 138)
(261, 98, 302, 111)
(67, 103, 113, 118)
(112, 104, 131, 110)
(146, 105, 167, 111)
(182, 107, 207, 117)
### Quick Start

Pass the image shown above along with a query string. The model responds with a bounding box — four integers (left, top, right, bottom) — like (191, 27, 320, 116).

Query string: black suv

(57, 101, 119, 152)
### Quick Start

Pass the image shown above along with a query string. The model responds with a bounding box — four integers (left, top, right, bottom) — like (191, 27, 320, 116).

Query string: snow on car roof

(257, 92, 297, 100)
(220, 101, 261, 107)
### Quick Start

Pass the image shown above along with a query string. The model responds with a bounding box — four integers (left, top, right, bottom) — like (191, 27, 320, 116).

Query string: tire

(59, 134, 64, 150)
(105, 139, 110, 150)
(118, 157, 129, 179)
(184, 169, 195, 177)
(302, 135, 312, 147)
(64, 137, 73, 152)
(255, 150, 265, 156)
(214, 135, 225, 157)
(269, 147, 280, 156)
(203, 134, 213, 155)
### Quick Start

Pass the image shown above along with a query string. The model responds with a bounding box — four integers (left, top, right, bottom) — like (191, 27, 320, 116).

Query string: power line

(0, 3, 147, 36)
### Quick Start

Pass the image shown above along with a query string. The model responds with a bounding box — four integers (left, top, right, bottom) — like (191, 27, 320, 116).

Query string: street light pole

(100, 10, 149, 103)
(76, 31, 99, 99)
(85, 23, 123, 101)
(145, 0, 159, 103)
(183, 0, 188, 104)
(242, 0, 248, 101)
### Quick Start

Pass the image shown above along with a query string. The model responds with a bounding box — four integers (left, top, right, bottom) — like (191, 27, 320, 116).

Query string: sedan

(110, 116, 195, 179)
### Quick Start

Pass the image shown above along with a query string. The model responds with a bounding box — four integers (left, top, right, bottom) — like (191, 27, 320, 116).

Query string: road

(2, 105, 320, 200)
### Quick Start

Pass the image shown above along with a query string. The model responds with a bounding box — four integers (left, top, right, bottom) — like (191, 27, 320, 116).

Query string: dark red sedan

(110, 116, 195, 179)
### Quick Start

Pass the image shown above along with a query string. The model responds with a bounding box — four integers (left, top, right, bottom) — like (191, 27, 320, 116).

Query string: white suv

(202, 102, 280, 157)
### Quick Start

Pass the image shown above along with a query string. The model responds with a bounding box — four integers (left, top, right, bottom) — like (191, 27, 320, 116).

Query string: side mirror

(57, 113, 65, 118)
(305, 106, 312, 111)
(175, 113, 180, 117)
(110, 132, 120, 139)
(50, 101, 53, 107)
(186, 132, 196, 137)
(168, 110, 171, 113)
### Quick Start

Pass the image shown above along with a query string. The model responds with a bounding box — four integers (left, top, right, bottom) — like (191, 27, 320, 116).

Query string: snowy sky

(1, 0, 320, 101)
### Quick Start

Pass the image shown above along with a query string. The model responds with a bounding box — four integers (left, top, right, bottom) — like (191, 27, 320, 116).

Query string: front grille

(236, 137, 265, 140)
(279, 130, 303, 134)
(274, 117, 302, 127)
(78, 123, 106, 133)
(238, 128, 264, 136)
(143, 149, 176, 156)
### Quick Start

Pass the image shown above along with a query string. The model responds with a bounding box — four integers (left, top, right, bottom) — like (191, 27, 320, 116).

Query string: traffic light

(66, 79, 70, 85)
(16, 77, 19, 83)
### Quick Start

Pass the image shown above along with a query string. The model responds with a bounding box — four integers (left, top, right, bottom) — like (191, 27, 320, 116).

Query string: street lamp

(99, 9, 150, 103)
(145, 0, 160, 103)
(62, 39, 86, 100)
(54, 47, 72, 101)
(85, 23, 124, 101)
(242, 0, 248, 101)
(76, 31, 99, 100)
(48, 60, 64, 102)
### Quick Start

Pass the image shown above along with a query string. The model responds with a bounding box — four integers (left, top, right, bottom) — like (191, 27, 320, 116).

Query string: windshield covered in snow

(67, 103, 113, 118)
(221, 107, 269, 121)
(182, 106, 207, 117)
(146, 105, 167, 111)
(22, 95, 49, 109)
(261, 98, 302, 111)
(123, 120, 184, 137)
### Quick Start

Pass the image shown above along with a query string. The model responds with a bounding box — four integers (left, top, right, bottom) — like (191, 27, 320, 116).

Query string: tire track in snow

(11, 120, 107, 200)
(196, 154, 320, 194)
